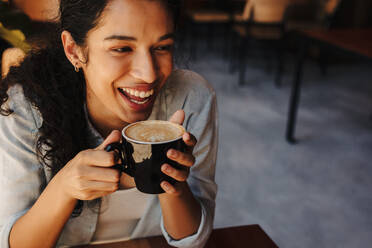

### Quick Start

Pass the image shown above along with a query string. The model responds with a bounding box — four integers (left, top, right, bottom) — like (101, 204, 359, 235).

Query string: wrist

(158, 182, 188, 200)
(49, 174, 77, 207)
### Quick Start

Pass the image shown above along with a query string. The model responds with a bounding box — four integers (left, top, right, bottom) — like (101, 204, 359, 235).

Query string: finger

(167, 149, 195, 167)
(90, 181, 119, 192)
(80, 166, 120, 183)
(183, 132, 197, 148)
(78, 190, 116, 201)
(76, 180, 119, 195)
(168, 110, 185, 125)
(77, 149, 117, 167)
(96, 130, 122, 150)
(160, 181, 185, 196)
(161, 164, 189, 182)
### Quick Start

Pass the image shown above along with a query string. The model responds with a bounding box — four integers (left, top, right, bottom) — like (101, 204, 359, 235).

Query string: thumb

(169, 110, 185, 125)
(95, 130, 122, 151)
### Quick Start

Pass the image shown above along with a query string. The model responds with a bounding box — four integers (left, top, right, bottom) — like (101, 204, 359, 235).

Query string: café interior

(1, 0, 371, 247)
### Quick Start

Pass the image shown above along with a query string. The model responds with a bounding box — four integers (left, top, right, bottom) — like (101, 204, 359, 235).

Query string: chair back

(242, 0, 290, 23)
(325, 0, 342, 16)
(323, 0, 343, 28)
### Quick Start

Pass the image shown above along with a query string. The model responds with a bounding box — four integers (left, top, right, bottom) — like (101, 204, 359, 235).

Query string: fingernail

(165, 165, 172, 173)
(163, 182, 175, 193)
(168, 149, 176, 157)
(162, 182, 170, 190)
(162, 164, 172, 174)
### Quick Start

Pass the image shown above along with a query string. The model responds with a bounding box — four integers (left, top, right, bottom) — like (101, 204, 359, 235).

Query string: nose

(130, 50, 157, 84)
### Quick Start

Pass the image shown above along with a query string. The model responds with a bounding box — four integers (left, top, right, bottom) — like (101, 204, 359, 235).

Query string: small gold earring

(74, 63, 80, 72)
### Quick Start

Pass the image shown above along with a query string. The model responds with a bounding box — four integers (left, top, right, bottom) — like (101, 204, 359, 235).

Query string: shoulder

(1, 84, 42, 131)
(166, 69, 216, 99)
(0, 84, 42, 171)
(163, 70, 217, 131)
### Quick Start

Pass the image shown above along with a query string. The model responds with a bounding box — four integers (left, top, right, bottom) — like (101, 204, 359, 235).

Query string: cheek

(157, 55, 173, 77)
(85, 53, 131, 91)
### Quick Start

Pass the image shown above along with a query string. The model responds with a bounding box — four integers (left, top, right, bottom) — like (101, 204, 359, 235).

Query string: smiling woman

(0, 0, 217, 248)
(67, 0, 176, 135)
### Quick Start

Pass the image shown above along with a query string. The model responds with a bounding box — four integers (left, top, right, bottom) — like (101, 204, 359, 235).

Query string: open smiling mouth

(118, 88, 155, 105)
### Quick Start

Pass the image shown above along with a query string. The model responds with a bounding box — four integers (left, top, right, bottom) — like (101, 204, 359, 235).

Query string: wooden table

(286, 28, 372, 143)
(75, 225, 278, 248)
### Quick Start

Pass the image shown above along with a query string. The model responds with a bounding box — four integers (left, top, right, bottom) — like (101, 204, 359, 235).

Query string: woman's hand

(158, 110, 202, 240)
(53, 130, 122, 201)
(160, 110, 197, 195)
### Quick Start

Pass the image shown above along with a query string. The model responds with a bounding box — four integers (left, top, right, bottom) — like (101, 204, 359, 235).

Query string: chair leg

(238, 37, 247, 86)
(223, 23, 231, 59)
(275, 39, 284, 88)
(318, 47, 328, 76)
(286, 39, 307, 144)
(262, 42, 272, 74)
(229, 32, 238, 73)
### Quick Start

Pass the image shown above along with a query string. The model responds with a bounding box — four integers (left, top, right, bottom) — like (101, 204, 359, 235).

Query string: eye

(112, 46, 132, 53)
(154, 44, 174, 52)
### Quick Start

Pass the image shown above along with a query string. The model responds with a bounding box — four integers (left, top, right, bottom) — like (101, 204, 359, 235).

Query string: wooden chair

(185, 0, 235, 60)
(230, 0, 290, 86)
(281, 0, 344, 77)
(284, 0, 343, 31)
(231, 0, 343, 86)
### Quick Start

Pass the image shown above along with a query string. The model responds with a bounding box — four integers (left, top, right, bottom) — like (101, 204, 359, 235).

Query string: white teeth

(120, 88, 154, 99)
(129, 98, 150, 104)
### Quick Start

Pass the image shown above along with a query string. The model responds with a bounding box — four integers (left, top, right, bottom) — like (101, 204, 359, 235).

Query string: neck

(86, 104, 128, 139)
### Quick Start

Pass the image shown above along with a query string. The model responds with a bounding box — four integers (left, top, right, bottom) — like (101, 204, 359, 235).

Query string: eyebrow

(158, 33, 175, 41)
(104, 33, 175, 42)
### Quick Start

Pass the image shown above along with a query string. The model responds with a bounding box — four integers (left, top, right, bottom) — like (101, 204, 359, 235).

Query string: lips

(118, 87, 156, 110)
(119, 88, 154, 102)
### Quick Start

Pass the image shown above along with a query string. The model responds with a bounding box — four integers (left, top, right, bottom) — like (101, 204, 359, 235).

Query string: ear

(61, 31, 85, 70)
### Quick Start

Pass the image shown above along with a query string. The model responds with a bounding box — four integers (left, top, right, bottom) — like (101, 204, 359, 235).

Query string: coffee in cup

(124, 120, 185, 143)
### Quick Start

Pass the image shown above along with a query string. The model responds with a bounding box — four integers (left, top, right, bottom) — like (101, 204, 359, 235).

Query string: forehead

(89, 0, 173, 40)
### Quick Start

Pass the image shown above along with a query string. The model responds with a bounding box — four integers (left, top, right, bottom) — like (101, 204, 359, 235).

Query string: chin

(123, 110, 152, 124)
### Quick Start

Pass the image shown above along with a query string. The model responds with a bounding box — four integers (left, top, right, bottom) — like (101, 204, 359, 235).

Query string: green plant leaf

(0, 22, 30, 52)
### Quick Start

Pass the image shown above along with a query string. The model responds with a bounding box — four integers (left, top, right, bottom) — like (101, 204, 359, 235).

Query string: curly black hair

(0, 0, 182, 216)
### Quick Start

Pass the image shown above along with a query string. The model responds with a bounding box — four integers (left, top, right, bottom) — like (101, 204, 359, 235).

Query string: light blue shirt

(0, 69, 218, 248)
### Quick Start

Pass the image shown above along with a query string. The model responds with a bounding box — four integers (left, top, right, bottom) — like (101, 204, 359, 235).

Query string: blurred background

(1, 0, 372, 247)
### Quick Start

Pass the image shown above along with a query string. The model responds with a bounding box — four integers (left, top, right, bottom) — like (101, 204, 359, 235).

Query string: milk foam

(125, 121, 184, 143)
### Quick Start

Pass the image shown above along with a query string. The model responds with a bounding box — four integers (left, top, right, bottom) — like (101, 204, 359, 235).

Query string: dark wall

(353, 0, 372, 27)
(331, 0, 372, 27)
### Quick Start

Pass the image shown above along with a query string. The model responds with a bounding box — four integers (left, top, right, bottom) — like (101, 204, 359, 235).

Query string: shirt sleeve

(0, 86, 46, 248)
(161, 73, 218, 248)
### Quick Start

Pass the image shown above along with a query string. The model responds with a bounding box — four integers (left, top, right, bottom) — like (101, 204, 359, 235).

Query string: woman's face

(81, 0, 174, 133)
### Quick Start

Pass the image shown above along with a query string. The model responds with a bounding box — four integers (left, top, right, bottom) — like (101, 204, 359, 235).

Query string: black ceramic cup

(105, 120, 186, 194)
